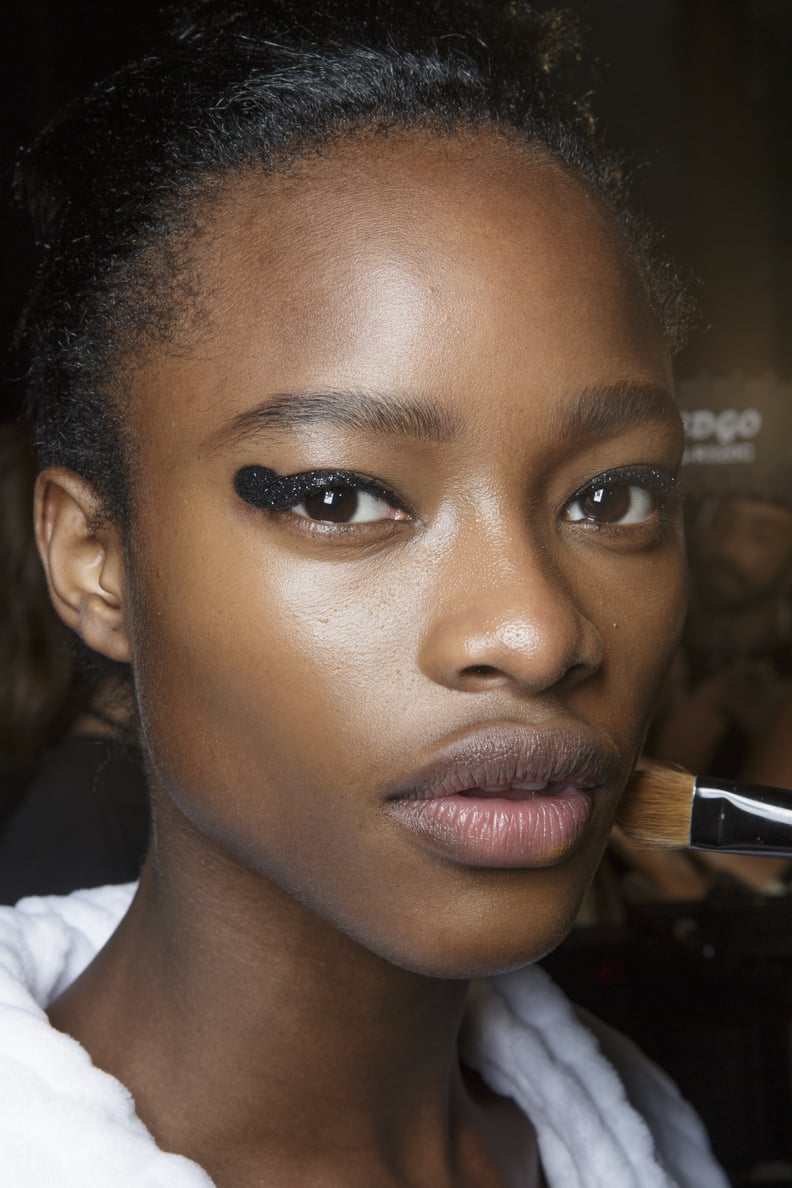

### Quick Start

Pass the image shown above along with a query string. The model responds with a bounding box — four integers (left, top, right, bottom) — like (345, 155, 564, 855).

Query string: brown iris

(301, 487, 361, 522)
(580, 485, 635, 523)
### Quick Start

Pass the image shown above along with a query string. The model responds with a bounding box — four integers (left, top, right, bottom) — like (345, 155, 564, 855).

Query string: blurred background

(1, 2, 791, 1184)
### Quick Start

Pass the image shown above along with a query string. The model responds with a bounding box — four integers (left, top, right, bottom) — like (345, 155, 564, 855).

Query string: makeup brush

(616, 764, 792, 858)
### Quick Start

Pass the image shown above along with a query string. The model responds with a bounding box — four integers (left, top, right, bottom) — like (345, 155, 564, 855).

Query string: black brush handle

(690, 778, 792, 857)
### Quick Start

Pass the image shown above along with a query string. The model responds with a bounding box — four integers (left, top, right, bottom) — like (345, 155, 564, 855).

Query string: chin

(367, 876, 587, 981)
(383, 927, 578, 982)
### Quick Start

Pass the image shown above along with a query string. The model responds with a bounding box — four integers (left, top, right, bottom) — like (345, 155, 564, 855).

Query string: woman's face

(125, 130, 685, 976)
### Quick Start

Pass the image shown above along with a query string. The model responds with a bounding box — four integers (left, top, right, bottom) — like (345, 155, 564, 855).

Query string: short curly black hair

(17, 0, 691, 526)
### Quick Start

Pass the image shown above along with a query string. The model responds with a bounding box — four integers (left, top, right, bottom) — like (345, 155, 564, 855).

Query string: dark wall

(579, 0, 792, 378)
(1, 0, 163, 420)
(2, 0, 791, 420)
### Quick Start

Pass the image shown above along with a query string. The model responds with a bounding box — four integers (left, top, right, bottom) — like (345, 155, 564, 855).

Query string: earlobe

(34, 468, 131, 664)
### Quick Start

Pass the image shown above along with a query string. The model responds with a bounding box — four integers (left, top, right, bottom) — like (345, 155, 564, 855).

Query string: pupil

(304, 486, 358, 522)
(585, 485, 629, 522)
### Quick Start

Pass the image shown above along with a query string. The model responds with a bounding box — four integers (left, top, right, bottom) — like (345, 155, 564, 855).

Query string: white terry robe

(0, 884, 728, 1188)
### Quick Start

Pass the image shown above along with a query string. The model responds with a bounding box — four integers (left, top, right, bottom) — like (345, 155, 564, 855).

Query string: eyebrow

(556, 382, 682, 441)
(208, 387, 458, 450)
(207, 380, 680, 452)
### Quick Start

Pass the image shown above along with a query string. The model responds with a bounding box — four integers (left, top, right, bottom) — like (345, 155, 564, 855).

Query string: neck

(47, 804, 524, 1187)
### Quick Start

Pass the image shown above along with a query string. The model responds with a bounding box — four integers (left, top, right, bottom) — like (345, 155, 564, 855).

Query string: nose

(418, 534, 602, 697)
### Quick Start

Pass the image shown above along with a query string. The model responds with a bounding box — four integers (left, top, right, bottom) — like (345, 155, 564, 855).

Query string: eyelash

(563, 466, 681, 534)
(233, 464, 680, 535)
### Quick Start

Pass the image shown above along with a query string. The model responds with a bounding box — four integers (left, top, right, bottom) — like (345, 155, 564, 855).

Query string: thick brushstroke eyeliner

(233, 465, 408, 514)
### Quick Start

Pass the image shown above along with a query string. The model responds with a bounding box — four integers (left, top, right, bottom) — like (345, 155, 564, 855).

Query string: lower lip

(388, 785, 593, 868)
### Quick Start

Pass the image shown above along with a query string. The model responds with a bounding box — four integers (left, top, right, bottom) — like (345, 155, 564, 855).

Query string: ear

(34, 468, 131, 664)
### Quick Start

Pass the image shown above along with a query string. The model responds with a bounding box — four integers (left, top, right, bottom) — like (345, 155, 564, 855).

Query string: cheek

(590, 545, 687, 732)
(128, 533, 416, 840)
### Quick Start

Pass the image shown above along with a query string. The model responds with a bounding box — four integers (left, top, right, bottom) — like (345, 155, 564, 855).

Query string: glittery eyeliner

(233, 465, 405, 512)
(569, 465, 680, 504)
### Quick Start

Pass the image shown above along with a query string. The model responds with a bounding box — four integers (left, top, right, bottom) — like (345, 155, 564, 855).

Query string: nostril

(464, 664, 500, 678)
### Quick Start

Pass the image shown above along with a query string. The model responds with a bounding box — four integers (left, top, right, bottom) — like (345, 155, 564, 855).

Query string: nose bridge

(418, 514, 601, 694)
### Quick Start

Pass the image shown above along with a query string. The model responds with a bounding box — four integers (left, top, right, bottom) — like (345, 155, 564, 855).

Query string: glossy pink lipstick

(385, 725, 616, 868)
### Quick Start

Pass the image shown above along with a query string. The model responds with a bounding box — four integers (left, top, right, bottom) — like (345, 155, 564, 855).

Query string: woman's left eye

(292, 485, 409, 524)
(564, 479, 660, 526)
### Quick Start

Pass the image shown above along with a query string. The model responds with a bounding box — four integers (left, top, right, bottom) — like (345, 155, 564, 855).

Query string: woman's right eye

(233, 465, 411, 527)
(292, 484, 410, 524)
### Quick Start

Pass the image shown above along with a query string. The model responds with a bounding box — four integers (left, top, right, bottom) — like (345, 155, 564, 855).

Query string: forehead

(132, 127, 670, 448)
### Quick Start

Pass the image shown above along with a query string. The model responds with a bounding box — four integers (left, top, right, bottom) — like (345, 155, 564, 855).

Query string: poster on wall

(678, 373, 792, 508)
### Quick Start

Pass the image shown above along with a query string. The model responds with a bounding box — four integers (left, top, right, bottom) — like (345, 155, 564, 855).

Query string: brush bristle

(615, 764, 695, 848)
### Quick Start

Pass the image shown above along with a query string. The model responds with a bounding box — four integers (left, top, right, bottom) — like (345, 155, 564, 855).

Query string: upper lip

(384, 722, 620, 802)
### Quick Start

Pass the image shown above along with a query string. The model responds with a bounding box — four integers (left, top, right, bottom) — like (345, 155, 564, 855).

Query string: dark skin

(36, 129, 686, 1186)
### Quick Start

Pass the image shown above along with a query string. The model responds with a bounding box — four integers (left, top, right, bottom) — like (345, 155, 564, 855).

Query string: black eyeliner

(233, 465, 405, 513)
(572, 465, 681, 500)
